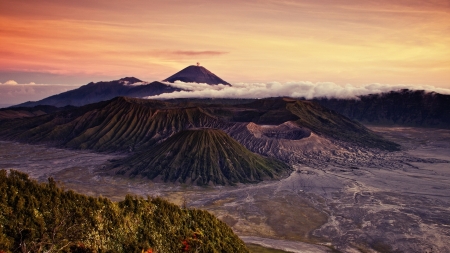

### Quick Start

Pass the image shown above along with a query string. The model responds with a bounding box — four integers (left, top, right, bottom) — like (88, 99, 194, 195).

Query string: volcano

(113, 128, 289, 185)
(163, 65, 230, 85)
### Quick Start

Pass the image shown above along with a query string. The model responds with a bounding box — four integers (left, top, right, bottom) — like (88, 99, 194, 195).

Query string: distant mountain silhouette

(0, 105, 73, 120)
(14, 77, 180, 107)
(163, 65, 230, 85)
(313, 90, 450, 128)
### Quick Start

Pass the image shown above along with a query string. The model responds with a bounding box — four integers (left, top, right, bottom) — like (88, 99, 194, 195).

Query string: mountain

(163, 65, 230, 85)
(0, 170, 249, 252)
(0, 97, 398, 153)
(14, 77, 180, 107)
(0, 105, 73, 120)
(0, 97, 223, 152)
(0, 96, 401, 183)
(112, 129, 290, 185)
(313, 90, 450, 129)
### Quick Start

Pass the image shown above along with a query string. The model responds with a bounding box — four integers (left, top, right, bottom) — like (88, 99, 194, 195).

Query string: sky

(1, 0, 449, 105)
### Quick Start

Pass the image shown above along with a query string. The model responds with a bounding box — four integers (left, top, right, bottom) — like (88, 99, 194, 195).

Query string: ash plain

(1, 127, 449, 253)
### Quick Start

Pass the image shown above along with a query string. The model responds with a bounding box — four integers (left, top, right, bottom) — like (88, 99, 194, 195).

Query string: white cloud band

(147, 81, 450, 100)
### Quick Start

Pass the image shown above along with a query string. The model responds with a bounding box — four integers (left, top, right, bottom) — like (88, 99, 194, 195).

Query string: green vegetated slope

(113, 129, 290, 185)
(0, 170, 249, 253)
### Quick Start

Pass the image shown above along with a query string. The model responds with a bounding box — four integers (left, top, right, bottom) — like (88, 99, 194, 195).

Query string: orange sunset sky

(1, 0, 449, 89)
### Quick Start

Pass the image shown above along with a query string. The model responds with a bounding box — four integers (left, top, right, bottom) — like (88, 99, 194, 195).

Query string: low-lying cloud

(0, 84, 80, 105)
(147, 81, 450, 100)
(2, 80, 19, 85)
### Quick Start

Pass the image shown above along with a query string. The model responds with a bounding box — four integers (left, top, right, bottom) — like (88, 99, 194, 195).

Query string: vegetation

(0, 170, 249, 253)
(113, 129, 290, 185)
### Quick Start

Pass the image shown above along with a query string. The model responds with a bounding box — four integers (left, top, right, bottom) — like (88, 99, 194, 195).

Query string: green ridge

(0, 170, 249, 253)
(114, 129, 291, 185)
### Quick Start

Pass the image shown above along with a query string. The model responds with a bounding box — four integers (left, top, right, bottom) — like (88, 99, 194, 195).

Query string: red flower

(182, 240, 189, 251)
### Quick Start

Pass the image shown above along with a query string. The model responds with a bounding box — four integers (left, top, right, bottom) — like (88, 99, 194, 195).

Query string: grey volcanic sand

(0, 127, 449, 252)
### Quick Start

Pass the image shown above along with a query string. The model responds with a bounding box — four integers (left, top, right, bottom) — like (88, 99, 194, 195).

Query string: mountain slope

(112, 129, 290, 185)
(286, 100, 399, 150)
(0, 97, 398, 153)
(0, 105, 72, 120)
(223, 98, 400, 151)
(313, 90, 450, 128)
(0, 97, 223, 152)
(14, 77, 180, 107)
(163, 65, 230, 85)
(0, 170, 249, 252)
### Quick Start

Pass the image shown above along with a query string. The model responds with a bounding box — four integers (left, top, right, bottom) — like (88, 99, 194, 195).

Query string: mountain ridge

(0, 96, 399, 152)
(313, 90, 450, 128)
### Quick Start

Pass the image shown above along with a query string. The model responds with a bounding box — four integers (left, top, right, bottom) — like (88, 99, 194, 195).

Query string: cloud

(171, 51, 228, 56)
(29, 82, 36, 85)
(0, 84, 80, 104)
(2, 80, 18, 85)
(147, 81, 450, 100)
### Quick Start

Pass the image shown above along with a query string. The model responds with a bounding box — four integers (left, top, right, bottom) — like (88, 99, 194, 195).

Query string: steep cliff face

(113, 129, 290, 185)
(313, 90, 450, 128)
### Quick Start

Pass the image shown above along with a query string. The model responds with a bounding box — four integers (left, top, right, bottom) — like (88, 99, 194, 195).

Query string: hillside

(0, 105, 72, 120)
(112, 129, 290, 185)
(0, 97, 224, 152)
(0, 97, 398, 154)
(313, 90, 450, 128)
(14, 78, 180, 107)
(0, 170, 249, 253)
(219, 98, 400, 151)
